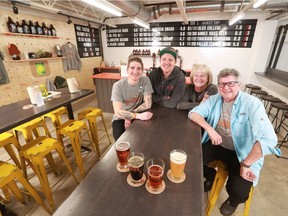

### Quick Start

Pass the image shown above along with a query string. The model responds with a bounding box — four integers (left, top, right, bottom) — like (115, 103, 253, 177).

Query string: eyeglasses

(218, 81, 239, 88)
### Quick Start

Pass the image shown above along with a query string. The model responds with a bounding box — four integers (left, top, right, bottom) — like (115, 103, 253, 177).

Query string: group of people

(110, 47, 281, 216)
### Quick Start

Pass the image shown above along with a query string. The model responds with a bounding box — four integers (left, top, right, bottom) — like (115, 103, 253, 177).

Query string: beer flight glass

(115, 140, 130, 172)
(167, 149, 187, 183)
(145, 158, 165, 194)
(127, 152, 146, 187)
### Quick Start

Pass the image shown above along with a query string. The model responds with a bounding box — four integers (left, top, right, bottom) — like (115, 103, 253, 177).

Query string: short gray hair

(217, 68, 240, 83)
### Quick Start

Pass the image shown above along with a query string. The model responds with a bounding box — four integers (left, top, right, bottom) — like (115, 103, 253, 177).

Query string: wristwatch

(240, 160, 251, 168)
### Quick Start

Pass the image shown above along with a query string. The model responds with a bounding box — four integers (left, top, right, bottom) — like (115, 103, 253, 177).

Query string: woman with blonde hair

(177, 64, 218, 111)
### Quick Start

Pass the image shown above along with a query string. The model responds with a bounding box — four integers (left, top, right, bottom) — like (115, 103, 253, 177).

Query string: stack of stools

(0, 132, 52, 214)
(12, 117, 79, 211)
(244, 84, 261, 94)
(267, 102, 288, 132)
(250, 89, 268, 99)
(260, 95, 282, 111)
(276, 112, 288, 148)
(206, 161, 254, 216)
(78, 107, 112, 158)
(44, 107, 97, 178)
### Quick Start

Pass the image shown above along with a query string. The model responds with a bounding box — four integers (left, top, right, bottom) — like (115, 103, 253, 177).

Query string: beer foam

(170, 152, 187, 164)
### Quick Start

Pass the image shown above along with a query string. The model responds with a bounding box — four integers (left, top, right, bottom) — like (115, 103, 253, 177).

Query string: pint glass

(128, 152, 145, 183)
(146, 158, 165, 189)
(170, 149, 187, 180)
(115, 141, 130, 170)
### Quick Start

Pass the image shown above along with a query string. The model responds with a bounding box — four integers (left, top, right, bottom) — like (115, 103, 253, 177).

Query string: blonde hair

(190, 64, 213, 86)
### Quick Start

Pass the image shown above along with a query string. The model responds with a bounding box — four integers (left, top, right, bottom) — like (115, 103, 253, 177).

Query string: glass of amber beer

(115, 141, 130, 172)
(127, 152, 146, 186)
(145, 158, 165, 194)
(168, 149, 187, 183)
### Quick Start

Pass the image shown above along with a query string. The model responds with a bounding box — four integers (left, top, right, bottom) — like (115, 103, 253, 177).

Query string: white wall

(102, 11, 278, 88)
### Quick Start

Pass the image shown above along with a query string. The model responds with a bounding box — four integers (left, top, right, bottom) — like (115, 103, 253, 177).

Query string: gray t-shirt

(216, 101, 235, 151)
(111, 76, 153, 121)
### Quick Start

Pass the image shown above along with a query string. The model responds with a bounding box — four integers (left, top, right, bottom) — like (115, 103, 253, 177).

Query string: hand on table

(136, 112, 153, 120)
(124, 120, 132, 129)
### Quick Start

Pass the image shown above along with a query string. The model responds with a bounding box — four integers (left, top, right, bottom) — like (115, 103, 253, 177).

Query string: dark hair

(127, 57, 143, 70)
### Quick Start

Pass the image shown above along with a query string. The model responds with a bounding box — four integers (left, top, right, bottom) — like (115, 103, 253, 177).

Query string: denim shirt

(189, 91, 281, 185)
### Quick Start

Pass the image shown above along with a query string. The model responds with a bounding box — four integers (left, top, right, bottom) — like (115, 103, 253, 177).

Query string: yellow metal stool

(0, 133, 21, 168)
(13, 117, 51, 142)
(0, 161, 52, 214)
(57, 120, 96, 178)
(78, 107, 112, 157)
(206, 161, 254, 216)
(17, 136, 79, 211)
(43, 107, 68, 128)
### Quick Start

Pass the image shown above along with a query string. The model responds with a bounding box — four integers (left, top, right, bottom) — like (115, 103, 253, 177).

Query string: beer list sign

(106, 19, 257, 48)
(74, 24, 101, 58)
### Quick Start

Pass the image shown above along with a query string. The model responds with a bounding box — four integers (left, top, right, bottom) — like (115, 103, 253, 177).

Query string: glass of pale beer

(145, 158, 165, 194)
(115, 140, 130, 172)
(127, 152, 146, 186)
(168, 149, 187, 183)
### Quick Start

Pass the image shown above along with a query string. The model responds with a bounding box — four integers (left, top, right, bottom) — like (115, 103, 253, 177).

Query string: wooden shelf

(8, 57, 66, 62)
(0, 32, 59, 39)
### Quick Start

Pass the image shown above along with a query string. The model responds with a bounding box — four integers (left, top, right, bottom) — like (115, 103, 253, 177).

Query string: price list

(74, 24, 101, 58)
(106, 19, 257, 48)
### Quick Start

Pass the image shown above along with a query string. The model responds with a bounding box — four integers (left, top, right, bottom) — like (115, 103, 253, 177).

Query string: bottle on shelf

(35, 21, 43, 35)
(15, 21, 23, 34)
(42, 22, 48, 35)
(29, 20, 37, 34)
(50, 24, 57, 36)
(22, 19, 30, 34)
(7, 16, 17, 33)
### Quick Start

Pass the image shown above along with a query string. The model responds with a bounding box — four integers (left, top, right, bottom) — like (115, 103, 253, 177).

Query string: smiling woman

(0, 51, 10, 85)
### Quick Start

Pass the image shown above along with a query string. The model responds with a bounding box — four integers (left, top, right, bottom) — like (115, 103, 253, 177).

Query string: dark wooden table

(0, 88, 94, 133)
(53, 105, 204, 216)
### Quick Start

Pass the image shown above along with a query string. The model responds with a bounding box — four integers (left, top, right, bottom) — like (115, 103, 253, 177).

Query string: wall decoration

(30, 60, 51, 77)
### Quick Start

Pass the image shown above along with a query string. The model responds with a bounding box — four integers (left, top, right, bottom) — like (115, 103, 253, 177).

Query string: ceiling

(4, 0, 288, 26)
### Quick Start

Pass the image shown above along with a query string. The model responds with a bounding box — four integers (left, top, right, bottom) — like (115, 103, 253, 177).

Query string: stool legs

(243, 187, 254, 216)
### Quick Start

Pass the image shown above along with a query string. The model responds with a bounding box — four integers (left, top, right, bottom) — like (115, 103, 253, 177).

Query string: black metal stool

(244, 84, 261, 94)
(260, 95, 282, 112)
(250, 89, 268, 99)
(267, 102, 288, 132)
(276, 111, 288, 148)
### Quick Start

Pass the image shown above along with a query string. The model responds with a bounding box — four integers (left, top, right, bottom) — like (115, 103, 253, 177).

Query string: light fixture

(253, 0, 268, 8)
(229, 12, 245, 26)
(12, 2, 18, 14)
(133, 19, 150, 29)
(67, 16, 72, 25)
(81, 0, 122, 17)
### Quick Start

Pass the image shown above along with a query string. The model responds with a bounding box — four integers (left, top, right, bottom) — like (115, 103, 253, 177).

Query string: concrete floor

(1, 96, 288, 216)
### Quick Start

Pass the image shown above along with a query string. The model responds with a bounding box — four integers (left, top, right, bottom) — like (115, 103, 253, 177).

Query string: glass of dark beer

(127, 152, 145, 185)
(146, 158, 165, 193)
(115, 140, 130, 172)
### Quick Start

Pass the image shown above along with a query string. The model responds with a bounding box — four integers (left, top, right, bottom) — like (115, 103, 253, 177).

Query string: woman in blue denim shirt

(188, 68, 281, 216)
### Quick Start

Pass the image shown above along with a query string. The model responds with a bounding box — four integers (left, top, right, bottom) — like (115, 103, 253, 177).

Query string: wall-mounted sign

(74, 24, 101, 58)
(106, 19, 257, 48)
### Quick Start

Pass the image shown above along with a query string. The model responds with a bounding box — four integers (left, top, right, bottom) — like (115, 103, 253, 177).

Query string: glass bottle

(50, 24, 57, 36)
(35, 21, 43, 35)
(15, 21, 23, 33)
(7, 16, 17, 33)
(22, 19, 30, 34)
(29, 20, 36, 34)
(42, 22, 48, 35)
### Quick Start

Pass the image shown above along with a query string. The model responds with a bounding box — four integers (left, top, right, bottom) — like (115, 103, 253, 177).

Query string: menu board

(106, 19, 257, 48)
(74, 24, 101, 58)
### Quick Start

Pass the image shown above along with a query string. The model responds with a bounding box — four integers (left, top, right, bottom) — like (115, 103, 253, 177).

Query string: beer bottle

(7, 16, 17, 33)
(29, 20, 36, 34)
(42, 22, 48, 35)
(22, 19, 30, 34)
(35, 21, 43, 35)
(50, 24, 57, 36)
(15, 21, 23, 34)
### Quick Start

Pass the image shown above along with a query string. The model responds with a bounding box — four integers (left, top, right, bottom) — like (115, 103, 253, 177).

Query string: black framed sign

(106, 19, 257, 48)
(74, 24, 101, 58)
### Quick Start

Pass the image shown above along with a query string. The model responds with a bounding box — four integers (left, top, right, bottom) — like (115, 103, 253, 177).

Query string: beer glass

(128, 152, 145, 185)
(146, 158, 165, 193)
(114, 141, 130, 172)
(169, 149, 187, 182)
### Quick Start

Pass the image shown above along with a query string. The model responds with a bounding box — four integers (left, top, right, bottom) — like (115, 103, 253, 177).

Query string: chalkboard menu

(74, 24, 101, 58)
(106, 19, 257, 48)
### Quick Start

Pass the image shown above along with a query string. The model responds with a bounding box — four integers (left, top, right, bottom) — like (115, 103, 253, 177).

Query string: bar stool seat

(268, 102, 288, 132)
(0, 161, 52, 214)
(0, 133, 21, 168)
(260, 95, 282, 111)
(250, 89, 268, 99)
(78, 107, 112, 157)
(206, 161, 253, 216)
(244, 84, 261, 94)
